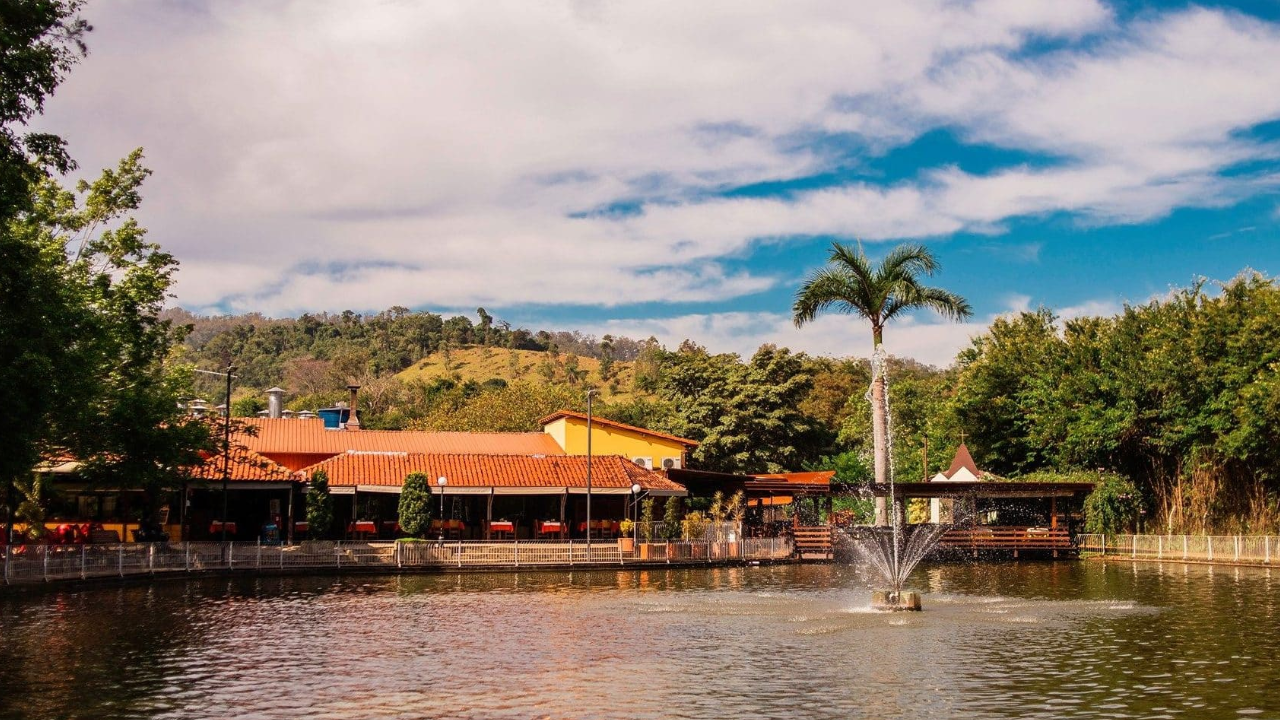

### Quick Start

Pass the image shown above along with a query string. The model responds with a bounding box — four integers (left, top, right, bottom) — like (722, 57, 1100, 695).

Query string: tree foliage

(398, 472, 432, 537)
(953, 274, 1280, 533)
(1082, 473, 1142, 535)
(306, 470, 334, 540)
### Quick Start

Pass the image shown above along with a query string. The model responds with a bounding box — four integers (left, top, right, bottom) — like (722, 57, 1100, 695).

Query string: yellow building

(539, 410, 697, 471)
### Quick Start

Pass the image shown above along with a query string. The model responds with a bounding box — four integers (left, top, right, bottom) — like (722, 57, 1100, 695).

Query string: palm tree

(793, 242, 971, 526)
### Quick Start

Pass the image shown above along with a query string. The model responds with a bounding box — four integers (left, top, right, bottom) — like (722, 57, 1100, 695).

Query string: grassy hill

(394, 346, 644, 402)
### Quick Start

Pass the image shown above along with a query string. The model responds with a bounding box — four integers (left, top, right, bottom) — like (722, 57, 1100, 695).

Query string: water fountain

(840, 348, 952, 611)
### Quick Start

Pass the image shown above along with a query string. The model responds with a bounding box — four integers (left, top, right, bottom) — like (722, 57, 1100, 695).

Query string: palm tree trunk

(871, 343, 889, 527)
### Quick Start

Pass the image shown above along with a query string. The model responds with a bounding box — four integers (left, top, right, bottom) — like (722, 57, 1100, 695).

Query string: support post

(486, 492, 494, 540)
(286, 485, 295, 545)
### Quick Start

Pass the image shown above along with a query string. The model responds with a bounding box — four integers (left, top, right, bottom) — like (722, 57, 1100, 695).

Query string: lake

(1, 560, 1277, 719)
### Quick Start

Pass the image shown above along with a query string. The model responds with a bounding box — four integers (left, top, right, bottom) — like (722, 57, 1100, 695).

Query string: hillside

(395, 347, 645, 402)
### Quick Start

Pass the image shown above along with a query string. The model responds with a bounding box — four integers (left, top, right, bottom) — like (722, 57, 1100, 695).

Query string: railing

(1077, 534, 1277, 564)
(632, 521, 742, 543)
(940, 527, 1073, 551)
(1, 536, 793, 586)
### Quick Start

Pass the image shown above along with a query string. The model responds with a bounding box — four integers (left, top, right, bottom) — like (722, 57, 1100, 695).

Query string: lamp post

(585, 389, 597, 552)
(195, 366, 236, 542)
(437, 476, 447, 542)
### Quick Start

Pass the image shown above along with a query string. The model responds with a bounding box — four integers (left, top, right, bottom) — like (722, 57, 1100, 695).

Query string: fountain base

(871, 590, 922, 612)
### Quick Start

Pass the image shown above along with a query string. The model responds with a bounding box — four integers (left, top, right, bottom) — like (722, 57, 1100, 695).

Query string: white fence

(1078, 534, 1277, 565)
(2, 537, 793, 586)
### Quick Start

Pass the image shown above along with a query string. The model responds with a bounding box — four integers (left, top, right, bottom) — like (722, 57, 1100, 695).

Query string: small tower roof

(944, 443, 980, 479)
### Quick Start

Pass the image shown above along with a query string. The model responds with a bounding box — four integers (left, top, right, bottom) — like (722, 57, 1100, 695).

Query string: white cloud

(582, 310, 987, 367)
(34, 1, 1280, 316)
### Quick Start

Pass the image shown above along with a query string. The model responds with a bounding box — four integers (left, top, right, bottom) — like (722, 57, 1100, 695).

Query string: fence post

(1235, 535, 1240, 563)
(81, 545, 87, 581)
(1158, 535, 1163, 559)
(514, 539, 519, 568)
(3, 546, 8, 585)
(457, 539, 462, 568)
(118, 544, 124, 578)
(43, 546, 49, 582)
(148, 543, 155, 575)
(1266, 536, 1271, 565)
(1183, 535, 1188, 561)
(396, 542, 401, 569)
(257, 539, 262, 570)
(666, 540, 671, 565)
(1208, 536, 1214, 562)
(569, 540, 574, 568)
(280, 542, 285, 570)
(229, 542, 235, 570)
(1132, 535, 1137, 559)
(185, 542, 190, 572)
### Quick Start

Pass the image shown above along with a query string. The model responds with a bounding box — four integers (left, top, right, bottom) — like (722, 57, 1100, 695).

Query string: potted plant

(682, 510, 709, 558)
(726, 491, 745, 558)
(638, 498, 655, 559)
(618, 519, 635, 554)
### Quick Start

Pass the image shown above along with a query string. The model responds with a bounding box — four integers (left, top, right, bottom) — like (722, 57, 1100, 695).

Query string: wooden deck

(938, 526, 1074, 556)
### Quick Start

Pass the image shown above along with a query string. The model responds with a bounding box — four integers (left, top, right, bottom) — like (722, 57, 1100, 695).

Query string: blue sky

(39, 0, 1280, 365)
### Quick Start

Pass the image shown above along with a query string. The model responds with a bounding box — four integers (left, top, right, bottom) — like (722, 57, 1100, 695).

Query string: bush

(1083, 473, 1141, 534)
(306, 469, 334, 539)
(662, 497, 683, 540)
(681, 510, 709, 540)
(639, 498, 655, 541)
(398, 472, 432, 537)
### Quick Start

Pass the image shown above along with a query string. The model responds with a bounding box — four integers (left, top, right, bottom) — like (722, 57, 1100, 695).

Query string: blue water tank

(318, 407, 350, 429)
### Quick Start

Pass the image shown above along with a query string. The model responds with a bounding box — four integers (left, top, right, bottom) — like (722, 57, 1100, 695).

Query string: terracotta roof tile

(537, 410, 698, 447)
(301, 453, 686, 494)
(190, 444, 296, 482)
(239, 418, 565, 456)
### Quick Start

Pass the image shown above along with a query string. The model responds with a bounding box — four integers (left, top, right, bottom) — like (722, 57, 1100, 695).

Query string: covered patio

(305, 452, 686, 541)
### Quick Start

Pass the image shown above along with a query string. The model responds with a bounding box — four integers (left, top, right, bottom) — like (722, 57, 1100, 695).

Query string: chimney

(266, 387, 285, 419)
(346, 383, 361, 430)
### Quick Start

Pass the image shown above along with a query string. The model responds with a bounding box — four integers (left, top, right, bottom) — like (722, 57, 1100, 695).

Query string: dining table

(488, 520, 515, 538)
(209, 521, 237, 536)
(347, 520, 377, 539)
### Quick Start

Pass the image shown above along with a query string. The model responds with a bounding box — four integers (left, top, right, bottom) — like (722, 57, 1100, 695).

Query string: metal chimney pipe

(266, 387, 285, 419)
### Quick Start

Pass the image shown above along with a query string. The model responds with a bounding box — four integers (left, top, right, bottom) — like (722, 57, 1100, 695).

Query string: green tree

(306, 469, 334, 540)
(1083, 473, 1142, 535)
(398, 472, 432, 537)
(657, 344, 826, 473)
(793, 242, 971, 525)
(0, 0, 92, 540)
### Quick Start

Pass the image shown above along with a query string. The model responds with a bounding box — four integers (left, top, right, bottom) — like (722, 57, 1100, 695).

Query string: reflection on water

(1, 561, 1277, 719)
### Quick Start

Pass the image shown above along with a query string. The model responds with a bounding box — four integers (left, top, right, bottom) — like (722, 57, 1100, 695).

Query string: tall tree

(793, 242, 971, 525)
(0, 0, 91, 536)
